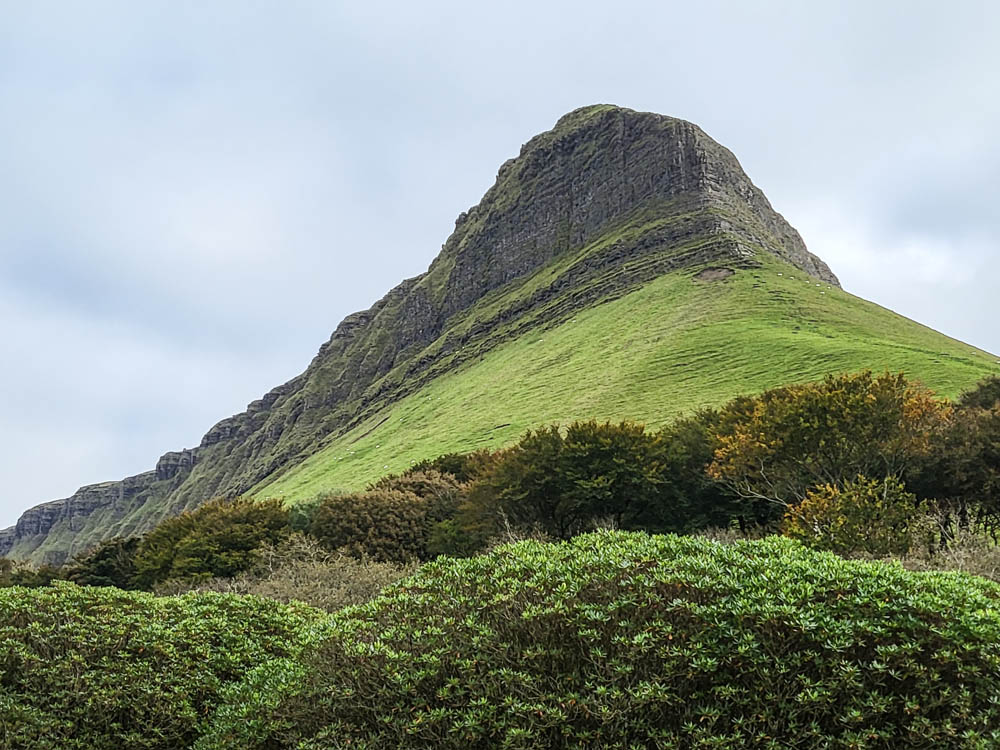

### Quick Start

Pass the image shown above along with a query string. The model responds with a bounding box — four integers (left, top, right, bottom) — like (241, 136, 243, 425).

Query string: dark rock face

(0, 105, 840, 563)
(4, 472, 158, 564)
(156, 450, 198, 481)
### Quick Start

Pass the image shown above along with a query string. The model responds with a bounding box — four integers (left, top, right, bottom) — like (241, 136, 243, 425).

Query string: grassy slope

(256, 255, 999, 502)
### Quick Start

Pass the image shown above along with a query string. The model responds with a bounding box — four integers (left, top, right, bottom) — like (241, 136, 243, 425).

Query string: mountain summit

(3, 105, 993, 564)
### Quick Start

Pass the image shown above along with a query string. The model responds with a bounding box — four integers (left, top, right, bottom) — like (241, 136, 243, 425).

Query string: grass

(256, 255, 998, 503)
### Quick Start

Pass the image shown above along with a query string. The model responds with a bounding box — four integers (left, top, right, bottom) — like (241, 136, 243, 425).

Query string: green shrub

(309, 488, 431, 563)
(133, 497, 290, 588)
(200, 531, 1000, 749)
(64, 536, 140, 589)
(157, 534, 414, 612)
(782, 475, 930, 556)
(0, 582, 323, 750)
(463, 420, 665, 540)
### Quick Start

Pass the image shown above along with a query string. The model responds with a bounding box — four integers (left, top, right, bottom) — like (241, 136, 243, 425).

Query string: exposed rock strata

(1, 105, 840, 563)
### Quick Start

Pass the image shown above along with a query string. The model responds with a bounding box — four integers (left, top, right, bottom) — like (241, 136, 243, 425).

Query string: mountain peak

(4, 106, 855, 562)
(432, 104, 838, 310)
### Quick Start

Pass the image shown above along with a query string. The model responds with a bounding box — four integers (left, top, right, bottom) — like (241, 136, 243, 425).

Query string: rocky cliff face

(1, 105, 840, 564)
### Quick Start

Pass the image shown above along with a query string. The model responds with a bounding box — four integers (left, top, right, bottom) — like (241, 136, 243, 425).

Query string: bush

(709, 371, 948, 516)
(959, 375, 1000, 410)
(199, 531, 1000, 749)
(64, 536, 140, 589)
(157, 534, 414, 612)
(309, 488, 431, 563)
(133, 497, 290, 588)
(781, 475, 929, 556)
(463, 420, 664, 540)
(0, 582, 323, 750)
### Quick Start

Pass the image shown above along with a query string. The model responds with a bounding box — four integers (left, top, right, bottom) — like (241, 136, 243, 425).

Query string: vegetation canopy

(0, 582, 323, 750)
(709, 371, 948, 516)
(199, 531, 1000, 750)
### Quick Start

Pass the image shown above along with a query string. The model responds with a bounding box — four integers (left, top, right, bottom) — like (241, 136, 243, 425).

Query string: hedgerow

(0, 582, 324, 750)
(199, 531, 1000, 749)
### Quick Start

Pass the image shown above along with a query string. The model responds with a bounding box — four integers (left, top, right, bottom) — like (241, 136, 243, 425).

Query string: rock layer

(2, 105, 839, 563)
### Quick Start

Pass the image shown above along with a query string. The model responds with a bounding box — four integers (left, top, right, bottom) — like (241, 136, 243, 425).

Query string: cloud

(1, 0, 998, 528)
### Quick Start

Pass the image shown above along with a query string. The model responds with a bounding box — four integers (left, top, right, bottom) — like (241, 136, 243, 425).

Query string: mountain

(3, 105, 996, 564)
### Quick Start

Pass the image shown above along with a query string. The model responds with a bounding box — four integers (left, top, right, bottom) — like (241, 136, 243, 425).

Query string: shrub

(64, 536, 140, 589)
(781, 475, 929, 556)
(133, 497, 290, 588)
(464, 420, 664, 540)
(709, 371, 949, 517)
(959, 375, 1000, 410)
(309, 488, 431, 563)
(199, 531, 1000, 749)
(157, 534, 414, 612)
(0, 582, 323, 750)
(405, 449, 498, 483)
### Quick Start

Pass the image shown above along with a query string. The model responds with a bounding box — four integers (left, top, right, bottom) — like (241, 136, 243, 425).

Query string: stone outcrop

(1, 105, 841, 564)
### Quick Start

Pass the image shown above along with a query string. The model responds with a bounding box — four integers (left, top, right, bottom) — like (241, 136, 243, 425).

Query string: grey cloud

(2, 0, 998, 527)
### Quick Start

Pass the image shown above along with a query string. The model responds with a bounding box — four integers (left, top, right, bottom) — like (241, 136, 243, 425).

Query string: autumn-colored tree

(708, 371, 948, 519)
(133, 497, 290, 588)
(781, 475, 928, 556)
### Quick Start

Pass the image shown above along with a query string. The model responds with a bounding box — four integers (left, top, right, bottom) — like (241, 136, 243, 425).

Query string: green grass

(255, 256, 998, 503)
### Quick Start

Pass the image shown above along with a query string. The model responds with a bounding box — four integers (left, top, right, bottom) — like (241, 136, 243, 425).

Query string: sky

(2, 1, 998, 528)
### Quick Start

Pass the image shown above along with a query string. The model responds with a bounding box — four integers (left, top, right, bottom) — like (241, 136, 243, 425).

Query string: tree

(651, 409, 745, 532)
(405, 450, 498, 483)
(781, 475, 928, 556)
(958, 375, 1000, 410)
(910, 402, 1000, 532)
(309, 488, 432, 563)
(708, 371, 949, 519)
(65, 536, 140, 589)
(462, 421, 664, 539)
(0, 558, 65, 588)
(133, 497, 290, 588)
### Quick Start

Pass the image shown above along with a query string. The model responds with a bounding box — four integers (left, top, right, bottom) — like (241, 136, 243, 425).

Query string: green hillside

(5, 105, 996, 565)
(257, 254, 998, 502)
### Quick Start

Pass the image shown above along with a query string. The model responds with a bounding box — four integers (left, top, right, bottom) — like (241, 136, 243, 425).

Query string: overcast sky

(2, 1, 998, 528)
